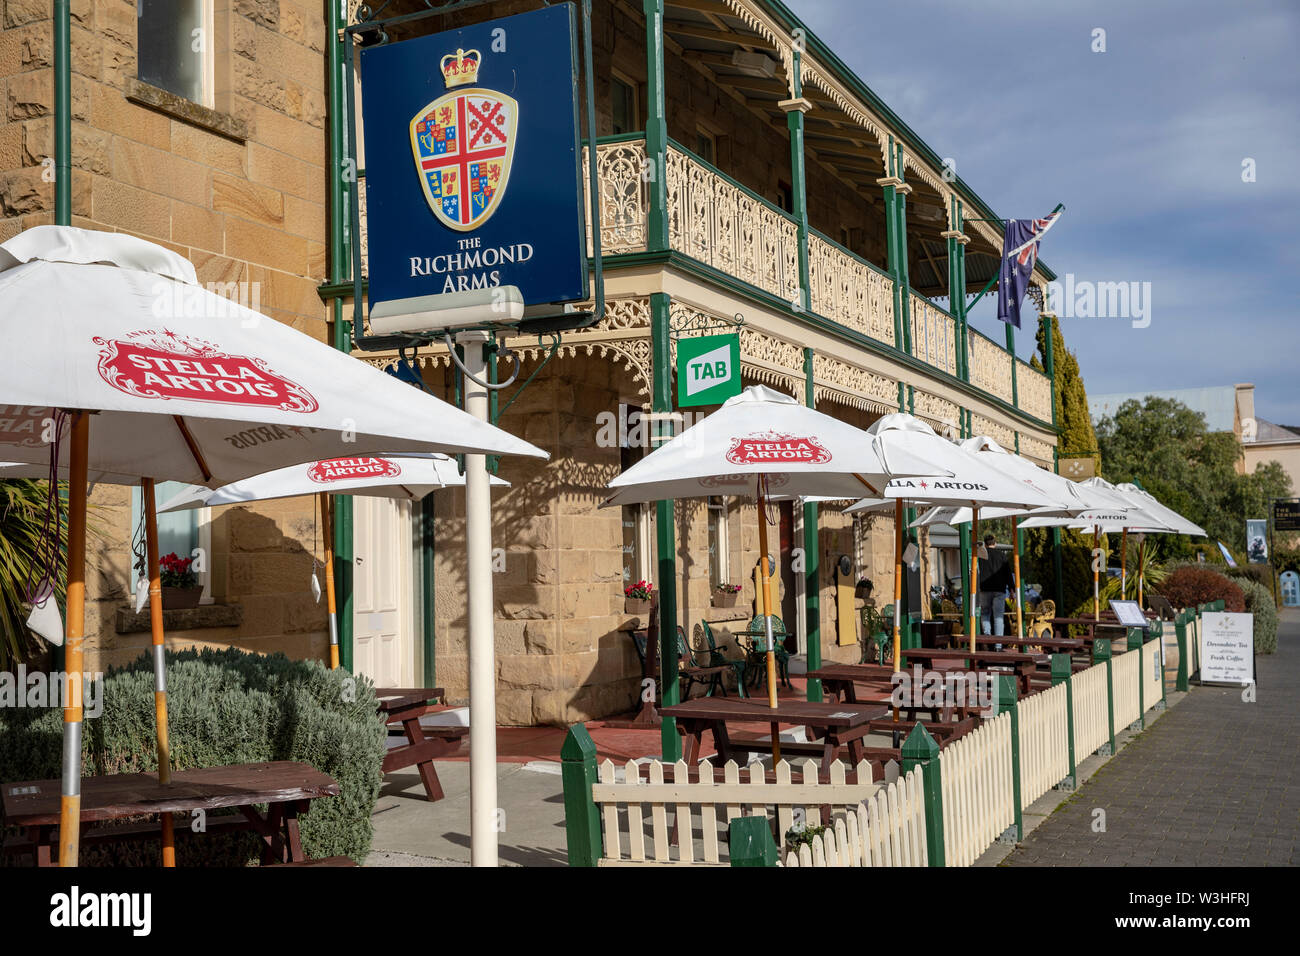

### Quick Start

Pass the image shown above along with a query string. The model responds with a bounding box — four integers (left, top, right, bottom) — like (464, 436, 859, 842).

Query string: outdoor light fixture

(368, 286, 526, 336)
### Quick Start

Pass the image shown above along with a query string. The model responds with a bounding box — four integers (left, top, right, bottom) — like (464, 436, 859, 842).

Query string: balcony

(581, 134, 1052, 426)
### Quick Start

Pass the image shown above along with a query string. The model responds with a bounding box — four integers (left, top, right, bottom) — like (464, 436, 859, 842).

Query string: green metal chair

(675, 625, 728, 698)
(700, 620, 747, 698)
(739, 614, 792, 689)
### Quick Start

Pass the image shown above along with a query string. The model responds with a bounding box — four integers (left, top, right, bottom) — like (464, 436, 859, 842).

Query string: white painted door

(352, 496, 414, 687)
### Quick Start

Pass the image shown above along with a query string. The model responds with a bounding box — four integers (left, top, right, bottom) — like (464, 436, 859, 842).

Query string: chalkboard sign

(1274, 500, 1300, 532)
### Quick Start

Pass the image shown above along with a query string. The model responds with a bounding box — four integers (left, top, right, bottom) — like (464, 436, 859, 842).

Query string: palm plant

(0, 479, 67, 669)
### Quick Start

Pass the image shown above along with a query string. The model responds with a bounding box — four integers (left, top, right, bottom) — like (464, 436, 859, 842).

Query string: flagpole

(142, 478, 176, 868)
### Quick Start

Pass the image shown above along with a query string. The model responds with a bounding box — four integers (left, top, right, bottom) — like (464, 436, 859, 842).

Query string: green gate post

(1175, 612, 1189, 692)
(1094, 637, 1114, 755)
(1050, 653, 1076, 789)
(729, 817, 780, 867)
(901, 724, 945, 866)
(1130, 627, 1144, 730)
(561, 724, 602, 866)
(990, 673, 1022, 842)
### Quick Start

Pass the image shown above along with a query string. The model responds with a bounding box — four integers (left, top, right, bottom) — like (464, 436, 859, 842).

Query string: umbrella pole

(59, 410, 89, 867)
(1137, 539, 1145, 608)
(1093, 525, 1101, 621)
(969, 510, 980, 654)
(142, 479, 176, 868)
(321, 493, 339, 669)
(1012, 515, 1023, 641)
(756, 480, 780, 761)
(1120, 528, 1128, 597)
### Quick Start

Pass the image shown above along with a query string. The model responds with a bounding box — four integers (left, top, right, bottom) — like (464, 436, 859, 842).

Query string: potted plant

(160, 552, 202, 609)
(712, 582, 741, 608)
(624, 580, 653, 615)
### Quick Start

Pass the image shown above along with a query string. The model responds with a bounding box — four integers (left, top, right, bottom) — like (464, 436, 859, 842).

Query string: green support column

(1175, 612, 1189, 692)
(1050, 653, 1076, 789)
(880, 140, 903, 348)
(54, 0, 71, 225)
(955, 201, 970, 379)
(895, 144, 913, 355)
(560, 724, 602, 866)
(901, 724, 945, 866)
(327, 0, 355, 671)
(784, 51, 812, 312)
(643, 5, 678, 759)
(651, 293, 680, 760)
(643, 0, 669, 253)
(802, 349, 822, 701)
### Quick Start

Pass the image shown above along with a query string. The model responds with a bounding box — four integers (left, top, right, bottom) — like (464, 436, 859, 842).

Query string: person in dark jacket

(977, 534, 1013, 637)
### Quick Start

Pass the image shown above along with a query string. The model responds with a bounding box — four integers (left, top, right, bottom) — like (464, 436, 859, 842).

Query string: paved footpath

(1003, 609, 1299, 866)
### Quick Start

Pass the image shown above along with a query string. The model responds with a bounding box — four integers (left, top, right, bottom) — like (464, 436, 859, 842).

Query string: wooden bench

(376, 688, 468, 802)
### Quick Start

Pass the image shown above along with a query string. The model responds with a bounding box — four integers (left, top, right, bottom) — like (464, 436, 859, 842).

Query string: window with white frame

(130, 482, 213, 605)
(619, 404, 652, 585)
(706, 495, 730, 587)
(137, 0, 214, 108)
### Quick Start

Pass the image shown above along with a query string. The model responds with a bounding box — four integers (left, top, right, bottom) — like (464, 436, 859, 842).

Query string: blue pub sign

(359, 4, 588, 310)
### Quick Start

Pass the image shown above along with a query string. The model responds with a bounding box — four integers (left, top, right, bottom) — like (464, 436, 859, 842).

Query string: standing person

(978, 534, 1012, 638)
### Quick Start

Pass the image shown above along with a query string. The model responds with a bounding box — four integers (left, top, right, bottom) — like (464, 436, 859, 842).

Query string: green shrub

(1157, 565, 1245, 613)
(0, 648, 385, 865)
(1229, 576, 1278, 654)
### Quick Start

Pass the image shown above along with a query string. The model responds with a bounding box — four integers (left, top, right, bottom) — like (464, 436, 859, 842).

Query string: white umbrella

(605, 386, 954, 757)
(1019, 476, 1171, 619)
(856, 418, 1057, 658)
(1112, 483, 1206, 607)
(156, 454, 507, 669)
(0, 226, 546, 868)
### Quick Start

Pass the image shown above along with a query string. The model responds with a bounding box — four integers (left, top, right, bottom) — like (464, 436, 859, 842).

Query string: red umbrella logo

(307, 457, 403, 483)
(725, 432, 831, 466)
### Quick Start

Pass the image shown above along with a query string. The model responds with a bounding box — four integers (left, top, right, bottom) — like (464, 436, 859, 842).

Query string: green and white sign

(676, 333, 740, 407)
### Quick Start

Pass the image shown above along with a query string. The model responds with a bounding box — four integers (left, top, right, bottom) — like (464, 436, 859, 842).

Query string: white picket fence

(782, 768, 928, 867)
(940, 711, 1015, 867)
(1017, 680, 1070, 810)
(571, 635, 1175, 869)
(592, 758, 886, 866)
(1112, 648, 1141, 729)
(1072, 658, 1110, 758)
(1140, 636, 1164, 711)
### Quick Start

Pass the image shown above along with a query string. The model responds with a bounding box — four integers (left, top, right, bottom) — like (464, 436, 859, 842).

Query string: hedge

(1231, 576, 1279, 654)
(0, 648, 385, 865)
(1158, 565, 1245, 613)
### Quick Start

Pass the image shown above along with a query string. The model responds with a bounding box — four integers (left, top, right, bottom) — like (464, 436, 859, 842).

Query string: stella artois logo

(95, 330, 319, 413)
(307, 457, 402, 484)
(410, 47, 517, 231)
(0, 406, 54, 447)
(725, 432, 831, 466)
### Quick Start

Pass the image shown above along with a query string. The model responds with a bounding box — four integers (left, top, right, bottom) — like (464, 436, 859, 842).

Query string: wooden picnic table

(899, 646, 1044, 696)
(1047, 617, 1137, 649)
(660, 697, 888, 773)
(376, 687, 468, 802)
(1, 761, 338, 866)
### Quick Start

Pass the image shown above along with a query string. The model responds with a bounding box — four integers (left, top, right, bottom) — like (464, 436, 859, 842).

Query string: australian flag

(997, 211, 1060, 328)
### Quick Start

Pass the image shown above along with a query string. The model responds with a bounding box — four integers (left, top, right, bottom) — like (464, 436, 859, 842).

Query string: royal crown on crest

(440, 48, 481, 88)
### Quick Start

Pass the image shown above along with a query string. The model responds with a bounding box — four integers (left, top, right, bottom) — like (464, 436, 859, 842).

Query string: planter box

(712, 591, 739, 608)
(624, 597, 652, 616)
(162, 586, 202, 610)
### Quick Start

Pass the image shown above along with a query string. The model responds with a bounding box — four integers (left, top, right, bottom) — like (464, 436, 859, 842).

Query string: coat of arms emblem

(409, 48, 518, 231)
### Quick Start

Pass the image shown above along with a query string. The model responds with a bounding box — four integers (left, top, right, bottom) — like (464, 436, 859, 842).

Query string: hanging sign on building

(359, 5, 587, 310)
(676, 334, 742, 407)
(1273, 499, 1300, 531)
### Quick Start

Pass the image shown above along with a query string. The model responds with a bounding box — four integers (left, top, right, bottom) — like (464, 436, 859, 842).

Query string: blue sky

(789, 0, 1300, 425)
